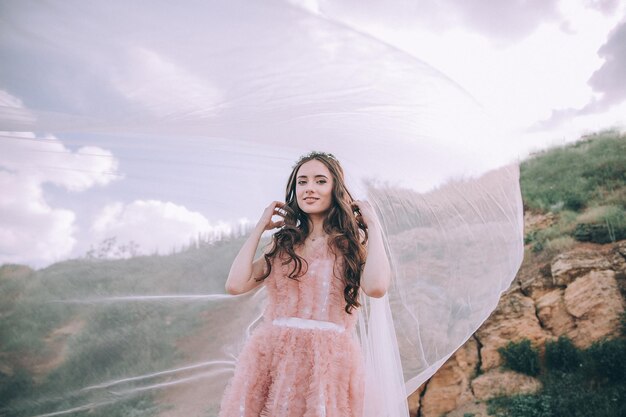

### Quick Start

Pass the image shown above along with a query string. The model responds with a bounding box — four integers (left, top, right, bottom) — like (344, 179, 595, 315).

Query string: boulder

(471, 368, 542, 401)
(535, 288, 576, 335)
(551, 250, 611, 286)
(445, 401, 489, 417)
(563, 269, 625, 348)
(475, 291, 551, 371)
(420, 338, 479, 417)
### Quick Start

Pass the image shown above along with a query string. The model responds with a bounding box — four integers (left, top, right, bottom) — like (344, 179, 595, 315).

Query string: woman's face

(295, 159, 334, 215)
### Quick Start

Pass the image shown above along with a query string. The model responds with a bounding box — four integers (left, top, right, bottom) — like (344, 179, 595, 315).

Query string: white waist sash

(271, 316, 345, 333)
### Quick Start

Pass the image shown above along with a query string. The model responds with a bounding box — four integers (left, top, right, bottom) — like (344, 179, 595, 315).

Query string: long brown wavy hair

(255, 151, 368, 314)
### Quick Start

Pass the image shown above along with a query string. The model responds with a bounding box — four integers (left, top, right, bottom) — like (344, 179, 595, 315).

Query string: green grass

(520, 130, 626, 213)
(520, 130, 626, 253)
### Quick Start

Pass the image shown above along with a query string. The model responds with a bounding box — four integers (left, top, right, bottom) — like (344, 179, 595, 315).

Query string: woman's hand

(256, 201, 287, 231)
(351, 199, 381, 229)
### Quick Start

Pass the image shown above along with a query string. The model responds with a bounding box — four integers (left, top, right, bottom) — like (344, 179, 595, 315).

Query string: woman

(219, 150, 391, 417)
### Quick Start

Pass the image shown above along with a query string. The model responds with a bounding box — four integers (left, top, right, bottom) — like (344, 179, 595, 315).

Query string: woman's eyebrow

(297, 174, 328, 179)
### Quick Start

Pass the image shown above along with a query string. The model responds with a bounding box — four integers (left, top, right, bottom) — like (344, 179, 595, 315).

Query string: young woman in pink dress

(219, 151, 391, 417)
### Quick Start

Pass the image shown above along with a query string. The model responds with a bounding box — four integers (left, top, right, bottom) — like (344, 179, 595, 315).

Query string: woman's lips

(304, 198, 319, 204)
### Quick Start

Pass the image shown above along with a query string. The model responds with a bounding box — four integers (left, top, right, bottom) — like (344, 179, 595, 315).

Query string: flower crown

(292, 150, 339, 169)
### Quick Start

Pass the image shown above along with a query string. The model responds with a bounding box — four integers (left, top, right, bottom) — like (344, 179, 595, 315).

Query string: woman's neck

(307, 214, 326, 238)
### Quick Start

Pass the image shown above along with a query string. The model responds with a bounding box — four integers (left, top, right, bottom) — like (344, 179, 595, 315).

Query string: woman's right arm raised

(224, 201, 286, 295)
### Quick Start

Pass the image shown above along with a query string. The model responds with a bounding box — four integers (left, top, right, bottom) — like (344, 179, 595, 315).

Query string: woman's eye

(297, 180, 326, 185)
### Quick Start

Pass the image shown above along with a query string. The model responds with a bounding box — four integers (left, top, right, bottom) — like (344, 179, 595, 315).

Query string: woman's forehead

(296, 159, 331, 177)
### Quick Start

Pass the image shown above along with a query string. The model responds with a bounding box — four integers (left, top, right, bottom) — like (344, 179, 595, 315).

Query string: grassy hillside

(520, 130, 626, 259)
(0, 236, 270, 417)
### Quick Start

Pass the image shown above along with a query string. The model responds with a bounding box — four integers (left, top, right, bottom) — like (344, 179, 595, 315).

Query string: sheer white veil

(356, 162, 524, 417)
(0, 1, 524, 416)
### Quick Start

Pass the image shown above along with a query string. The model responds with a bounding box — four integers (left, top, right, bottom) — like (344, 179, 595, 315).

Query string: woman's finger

(274, 207, 288, 217)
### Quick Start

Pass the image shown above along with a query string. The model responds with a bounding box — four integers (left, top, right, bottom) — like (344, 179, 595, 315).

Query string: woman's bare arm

(225, 225, 269, 295)
(360, 222, 391, 298)
(225, 201, 285, 295)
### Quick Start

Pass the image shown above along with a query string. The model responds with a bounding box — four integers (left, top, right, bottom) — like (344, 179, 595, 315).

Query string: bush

(524, 210, 578, 255)
(581, 338, 626, 383)
(0, 367, 33, 408)
(488, 334, 626, 417)
(544, 336, 581, 372)
(498, 339, 541, 377)
(540, 370, 625, 417)
(487, 394, 552, 417)
(573, 205, 626, 243)
(543, 236, 576, 257)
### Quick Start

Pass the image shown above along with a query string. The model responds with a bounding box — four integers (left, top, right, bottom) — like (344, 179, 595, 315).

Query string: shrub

(498, 339, 541, 377)
(487, 394, 552, 417)
(488, 329, 626, 417)
(544, 236, 576, 256)
(531, 240, 544, 253)
(541, 370, 624, 417)
(581, 338, 626, 383)
(524, 230, 537, 245)
(0, 367, 33, 408)
(573, 205, 626, 243)
(544, 336, 582, 372)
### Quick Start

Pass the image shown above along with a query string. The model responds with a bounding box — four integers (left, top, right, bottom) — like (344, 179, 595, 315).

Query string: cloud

(89, 200, 233, 257)
(584, 0, 621, 14)
(528, 16, 626, 131)
(307, 0, 561, 44)
(0, 171, 77, 267)
(111, 47, 224, 119)
(0, 90, 121, 267)
(588, 17, 626, 107)
(0, 90, 236, 266)
(439, 0, 561, 42)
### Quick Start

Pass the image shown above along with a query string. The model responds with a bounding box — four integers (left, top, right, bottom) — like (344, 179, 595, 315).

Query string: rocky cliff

(408, 211, 626, 417)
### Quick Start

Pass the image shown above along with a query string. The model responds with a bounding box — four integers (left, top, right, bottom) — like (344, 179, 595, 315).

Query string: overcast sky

(311, 0, 626, 151)
(1, 0, 625, 268)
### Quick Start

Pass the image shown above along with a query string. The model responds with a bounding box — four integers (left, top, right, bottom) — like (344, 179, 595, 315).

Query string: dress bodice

(262, 239, 359, 330)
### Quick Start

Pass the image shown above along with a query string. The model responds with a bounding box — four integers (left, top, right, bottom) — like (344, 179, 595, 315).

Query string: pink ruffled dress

(218, 239, 365, 417)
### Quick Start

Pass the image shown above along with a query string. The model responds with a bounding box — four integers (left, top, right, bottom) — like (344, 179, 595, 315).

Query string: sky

(312, 0, 626, 151)
(1, 0, 625, 268)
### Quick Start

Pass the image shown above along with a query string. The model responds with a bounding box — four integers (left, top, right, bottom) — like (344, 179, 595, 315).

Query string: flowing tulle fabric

(0, 1, 524, 417)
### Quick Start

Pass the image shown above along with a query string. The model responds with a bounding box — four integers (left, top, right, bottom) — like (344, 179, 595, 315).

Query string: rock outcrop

(551, 251, 613, 286)
(562, 269, 624, 347)
(419, 338, 479, 417)
(471, 368, 542, 401)
(475, 291, 552, 371)
(411, 238, 626, 417)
